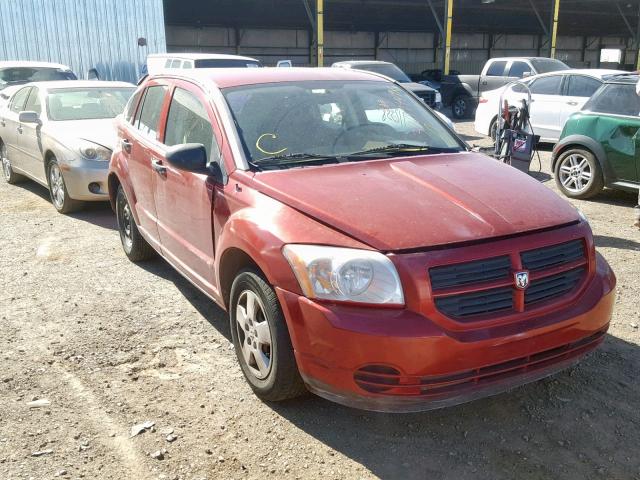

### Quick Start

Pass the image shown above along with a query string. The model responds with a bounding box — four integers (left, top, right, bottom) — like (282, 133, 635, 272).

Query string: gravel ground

(1, 119, 639, 480)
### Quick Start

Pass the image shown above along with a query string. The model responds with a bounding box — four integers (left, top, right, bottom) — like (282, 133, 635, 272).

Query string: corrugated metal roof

(0, 0, 166, 83)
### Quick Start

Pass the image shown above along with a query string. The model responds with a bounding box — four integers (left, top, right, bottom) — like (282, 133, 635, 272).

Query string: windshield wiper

(346, 143, 461, 157)
(249, 152, 341, 170)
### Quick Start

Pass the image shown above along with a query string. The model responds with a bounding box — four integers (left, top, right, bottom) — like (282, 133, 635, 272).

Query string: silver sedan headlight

(77, 140, 112, 161)
(283, 244, 404, 305)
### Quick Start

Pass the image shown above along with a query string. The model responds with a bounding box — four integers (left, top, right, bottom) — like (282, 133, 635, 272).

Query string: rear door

(527, 74, 564, 141)
(152, 80, 225, 297)
(559, 74, 602, 131)
(126, 82, 169, 249)
(19, 86, 45, 182)
(2, 86, 31, 171)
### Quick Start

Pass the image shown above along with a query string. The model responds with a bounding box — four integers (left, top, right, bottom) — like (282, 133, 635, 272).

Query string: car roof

(148, 53, 259, 62)
(151, 67, 387, 89)
(530, 69, 627, 80)
(488, 57, 565, 62)
(28, 80, 135, 90)
(0, 61, 72, 70)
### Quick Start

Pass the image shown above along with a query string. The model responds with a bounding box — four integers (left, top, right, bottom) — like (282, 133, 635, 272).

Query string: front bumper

(276, 253, 616, 413)
(59, 158, 109, 201)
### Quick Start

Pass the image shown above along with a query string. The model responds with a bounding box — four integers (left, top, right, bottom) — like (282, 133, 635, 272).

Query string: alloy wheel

(558, 153, 592, 193)
(234, 290, 273, 380)
(454, 98, 466, 117)
(119, 199, 134, 251)
(49, 163, 66, 209)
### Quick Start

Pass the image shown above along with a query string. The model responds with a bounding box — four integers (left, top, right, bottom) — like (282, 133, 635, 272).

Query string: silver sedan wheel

(235, 290, 273, 380)
(558, 153, 592, 194)
(49, 163, 66, 209)
(1, 144, 10, 181)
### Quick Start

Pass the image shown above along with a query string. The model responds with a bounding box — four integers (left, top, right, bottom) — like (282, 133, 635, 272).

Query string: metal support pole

(443, 0, 453, 74)
(317, 0, 324, 67)
(550, 0, 560, 59)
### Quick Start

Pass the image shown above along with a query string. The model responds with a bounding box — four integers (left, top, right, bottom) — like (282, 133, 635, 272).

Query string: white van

(146, 53, 262, 75)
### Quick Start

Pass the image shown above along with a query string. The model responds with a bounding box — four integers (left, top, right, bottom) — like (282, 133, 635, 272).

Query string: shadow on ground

(595, 234, 640, 251)
(138, 252, 639, 480)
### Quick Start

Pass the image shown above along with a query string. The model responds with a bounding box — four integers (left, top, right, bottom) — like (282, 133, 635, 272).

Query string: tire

(452, 94, 473, 119)
(115, 185, 156, 262)
(489, 117, 498, 142)
(229, 269, 306, 402)
(554, 148, 604, 199)
(47, 157, 83, 213)
(1, 141, 25, 184)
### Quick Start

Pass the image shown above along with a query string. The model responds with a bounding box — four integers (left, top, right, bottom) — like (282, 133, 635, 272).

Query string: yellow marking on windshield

(256, 133, 288, 156)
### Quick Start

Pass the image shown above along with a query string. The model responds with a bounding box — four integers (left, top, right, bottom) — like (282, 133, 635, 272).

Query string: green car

(552, 74, 640, 199)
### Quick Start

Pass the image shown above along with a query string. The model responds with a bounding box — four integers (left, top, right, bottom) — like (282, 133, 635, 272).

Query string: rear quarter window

(583, 84, 640, 117)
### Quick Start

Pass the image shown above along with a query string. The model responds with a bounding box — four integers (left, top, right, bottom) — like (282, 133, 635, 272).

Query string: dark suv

(553, 74, 640, 199)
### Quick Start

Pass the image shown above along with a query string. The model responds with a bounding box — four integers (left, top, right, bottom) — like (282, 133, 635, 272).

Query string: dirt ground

(1, 119, 639, 480)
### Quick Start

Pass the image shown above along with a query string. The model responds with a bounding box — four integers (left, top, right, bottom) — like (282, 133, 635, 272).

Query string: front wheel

(554, 148, 604, 199)
(48, 157, 82, 213)
(229, 269, 306, 402)
(452, 94, 473, 119)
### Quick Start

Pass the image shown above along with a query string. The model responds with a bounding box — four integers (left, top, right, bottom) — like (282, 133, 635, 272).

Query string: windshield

(0, 67, 76, 90)
(223, 80, 463, 169)
(354, 64, 412, 83)
(195, 59, 262, 68)
(530, 58, 569, 74)
(47, 87, 134, 121)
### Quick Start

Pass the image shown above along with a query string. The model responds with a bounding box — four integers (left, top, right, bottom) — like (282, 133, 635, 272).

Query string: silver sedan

(0, 80, 134, 213)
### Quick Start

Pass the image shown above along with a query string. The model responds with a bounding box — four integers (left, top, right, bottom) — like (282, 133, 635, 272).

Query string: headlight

(576, 208, 589, 224)
(78, 141, 112, 161)
(282, 244, 404, 305)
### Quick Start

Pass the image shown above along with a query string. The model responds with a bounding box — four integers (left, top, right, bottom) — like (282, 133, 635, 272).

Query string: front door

(127, 82, 168, 249)
(153, 81, 224, 298)
(19, 87, 46, 182)
(558, 75, 602, 136)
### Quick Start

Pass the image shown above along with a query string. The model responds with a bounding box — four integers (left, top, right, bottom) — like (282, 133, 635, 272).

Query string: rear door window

(583, 83, 640, 116)
(485, 61, 507, 77)
(529, 75, 562, 95)
(565, 75, 602, 98)
(136, 85, 168, 140)
(10, 87, 31, 113)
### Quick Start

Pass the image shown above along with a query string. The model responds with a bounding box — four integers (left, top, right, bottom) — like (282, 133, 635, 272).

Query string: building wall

(166, 25, 635, 74)
(0, 0, 166, 83)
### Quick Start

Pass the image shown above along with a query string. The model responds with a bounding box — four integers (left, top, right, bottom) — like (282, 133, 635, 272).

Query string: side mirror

(19, 111, 40, 124)
(276, 60, 293, 68)
(522, 71, 532, 78)
(166, 143, 208, 173)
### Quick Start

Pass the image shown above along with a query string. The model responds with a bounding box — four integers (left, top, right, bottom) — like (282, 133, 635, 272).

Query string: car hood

(45, 118, 118, 150)
(250, 152, 580, 251)
(404, 82, 437, 93)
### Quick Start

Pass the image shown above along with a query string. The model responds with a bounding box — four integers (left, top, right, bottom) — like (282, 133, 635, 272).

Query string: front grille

(429, 239, 588, 321)
(430, 255, 511, 290)
(435, 286, 513, 319)
(521, 239, 584, 271)
(353, 329, 605, 396)
(416, 91, 436, 107)
(525, 267, 585, 305)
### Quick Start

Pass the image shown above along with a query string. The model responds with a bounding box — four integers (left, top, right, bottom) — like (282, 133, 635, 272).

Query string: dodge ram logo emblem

(514, 271, 530, 290)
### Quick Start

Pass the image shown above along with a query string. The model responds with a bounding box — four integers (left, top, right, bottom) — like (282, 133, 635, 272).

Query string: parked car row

(0, 62, 617, 412)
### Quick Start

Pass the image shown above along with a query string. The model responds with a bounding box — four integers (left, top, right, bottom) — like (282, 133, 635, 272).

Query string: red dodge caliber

(108, 68, 616, 412)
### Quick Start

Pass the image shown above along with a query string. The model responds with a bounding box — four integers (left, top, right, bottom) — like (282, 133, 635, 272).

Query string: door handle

(121, 138, 132, 153)
(0, 119, 5, 127)
(17, 125, 23, 134)
(481, 81, 488, 86)
(566, 101, 578, 106)
(151, 158, 167, 175)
